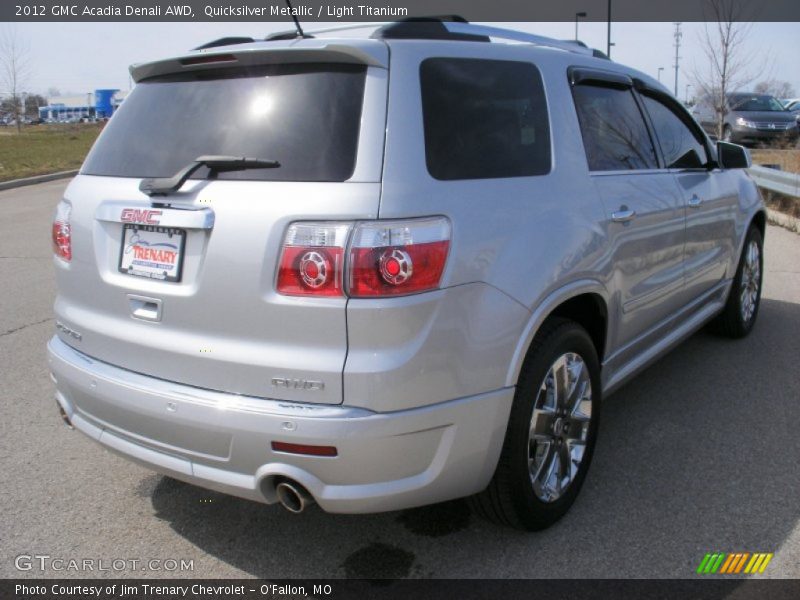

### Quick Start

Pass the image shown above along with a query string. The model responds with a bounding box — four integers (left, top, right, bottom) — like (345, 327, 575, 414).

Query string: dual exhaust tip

(275, 479, 315, 514)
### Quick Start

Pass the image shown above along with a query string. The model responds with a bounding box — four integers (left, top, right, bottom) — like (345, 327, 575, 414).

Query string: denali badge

(120, 208, 162, 225)
(271, 377, 324, 391)
(55, 321, 82, 341)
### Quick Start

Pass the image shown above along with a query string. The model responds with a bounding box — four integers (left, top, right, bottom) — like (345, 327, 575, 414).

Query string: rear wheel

(710, 226, 763, 338)
(470, 319, 601, 530)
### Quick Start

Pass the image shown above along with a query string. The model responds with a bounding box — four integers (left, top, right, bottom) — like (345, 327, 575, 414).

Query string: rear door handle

(688, 194, 703, 208)
(611, 207, 636, 223)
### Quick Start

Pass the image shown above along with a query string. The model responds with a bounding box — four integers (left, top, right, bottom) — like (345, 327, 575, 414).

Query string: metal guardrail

(748, 165, 800, 198)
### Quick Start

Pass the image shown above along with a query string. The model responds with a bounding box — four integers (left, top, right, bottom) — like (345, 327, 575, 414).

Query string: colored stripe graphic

(697, 554, 712, 574)
(759, 554, 774, 573)
(719, 554, 735, 574)
(698, 552, 773, 575)
(734, 553, 750, 573)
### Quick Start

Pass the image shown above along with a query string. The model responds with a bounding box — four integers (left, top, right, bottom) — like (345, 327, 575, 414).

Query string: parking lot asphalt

(1, 179, 799, 579)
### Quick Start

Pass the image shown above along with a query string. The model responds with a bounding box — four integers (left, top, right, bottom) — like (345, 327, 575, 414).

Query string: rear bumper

(48, 336, 513, 513)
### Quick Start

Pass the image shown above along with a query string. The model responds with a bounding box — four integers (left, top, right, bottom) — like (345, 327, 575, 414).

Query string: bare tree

(0, 27, 32, 133)
(754, 79, 796, 99)
(691, 0, 760, 139)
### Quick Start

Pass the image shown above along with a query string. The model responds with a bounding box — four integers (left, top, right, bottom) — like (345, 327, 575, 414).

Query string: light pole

(606, 0, 612, 58)
(575, 12, 587, 41)
(657, 67, 664, 82)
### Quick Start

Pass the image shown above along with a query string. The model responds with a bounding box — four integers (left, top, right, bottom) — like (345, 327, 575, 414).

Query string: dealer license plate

(118, 224, 186, 282)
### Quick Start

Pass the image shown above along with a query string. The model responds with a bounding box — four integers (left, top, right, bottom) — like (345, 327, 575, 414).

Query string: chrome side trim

(602, 280, 729, 395)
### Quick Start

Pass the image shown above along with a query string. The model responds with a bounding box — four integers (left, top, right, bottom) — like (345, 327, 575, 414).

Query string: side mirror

(716, 141, 750, 169)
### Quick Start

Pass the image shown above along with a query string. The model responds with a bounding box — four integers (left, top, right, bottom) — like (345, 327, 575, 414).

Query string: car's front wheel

(711, 226, 764, 338)
(471, 318, 601, 530)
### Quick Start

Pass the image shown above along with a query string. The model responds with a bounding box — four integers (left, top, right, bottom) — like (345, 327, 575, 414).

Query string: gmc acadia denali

(48, 19, 764, 530)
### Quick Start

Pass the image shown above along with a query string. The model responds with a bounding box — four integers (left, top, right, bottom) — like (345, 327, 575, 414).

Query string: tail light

(349, 217, 450, 297)
(276, 222, 350, 296)
(277, 217, 451, 298)
(52, 201, 72, 262)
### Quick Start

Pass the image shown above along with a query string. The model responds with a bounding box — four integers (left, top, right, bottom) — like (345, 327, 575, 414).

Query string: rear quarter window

(82, 63, 366, 182)
(419, 58, 551, 180)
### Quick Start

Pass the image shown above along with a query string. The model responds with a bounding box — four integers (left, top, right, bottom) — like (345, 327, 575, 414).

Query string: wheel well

(751, 211, 766, 239)
(548, 293, 608, 361)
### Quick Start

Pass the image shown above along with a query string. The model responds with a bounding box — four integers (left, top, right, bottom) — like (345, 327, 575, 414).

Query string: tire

(722, 125, 733, 142)
(710, 226, 764, 338)
(470, 318, 601, 530)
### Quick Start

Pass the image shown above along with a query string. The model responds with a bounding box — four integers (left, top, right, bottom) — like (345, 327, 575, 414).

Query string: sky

(4, 20, 800, 101)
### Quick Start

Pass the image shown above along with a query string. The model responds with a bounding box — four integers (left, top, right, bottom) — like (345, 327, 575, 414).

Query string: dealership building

(39, 89, 128, 121)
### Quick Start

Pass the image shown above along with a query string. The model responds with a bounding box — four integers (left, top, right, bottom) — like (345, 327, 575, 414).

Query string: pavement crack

(0, 317, 53, 338)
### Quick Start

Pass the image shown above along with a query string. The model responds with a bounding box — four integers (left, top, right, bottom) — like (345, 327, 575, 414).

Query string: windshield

(82, 63, 367, 182)
(729, 95, 786, 112)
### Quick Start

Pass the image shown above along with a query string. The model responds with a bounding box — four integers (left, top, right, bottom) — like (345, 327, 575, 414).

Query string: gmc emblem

(120, 208, 162, 225)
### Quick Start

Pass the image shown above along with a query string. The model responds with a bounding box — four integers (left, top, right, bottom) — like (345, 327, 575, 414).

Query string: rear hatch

(54, 41, 388, 404)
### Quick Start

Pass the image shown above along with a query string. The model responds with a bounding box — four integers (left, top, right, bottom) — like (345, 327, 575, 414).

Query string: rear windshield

(82, 63, 367, 182)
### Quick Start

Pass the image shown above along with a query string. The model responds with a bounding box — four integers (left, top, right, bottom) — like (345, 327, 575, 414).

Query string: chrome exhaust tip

(57, 401, 74, 430)
(275, 480, 314, 514)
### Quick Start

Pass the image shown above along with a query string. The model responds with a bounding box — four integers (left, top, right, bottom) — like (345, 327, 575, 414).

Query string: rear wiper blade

(139, 155, 280, 196)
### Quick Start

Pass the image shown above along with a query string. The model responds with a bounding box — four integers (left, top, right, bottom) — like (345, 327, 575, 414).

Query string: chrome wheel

(528, 352, 593, 503)
(740, 240, 760, 323)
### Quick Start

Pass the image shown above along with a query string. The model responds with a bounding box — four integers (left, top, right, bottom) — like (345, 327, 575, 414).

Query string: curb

(0, 170, 78, 192)
(767, 208, 800, 235)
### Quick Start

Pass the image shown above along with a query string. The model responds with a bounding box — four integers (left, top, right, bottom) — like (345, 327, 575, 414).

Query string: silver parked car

(49, 19, 765, 530)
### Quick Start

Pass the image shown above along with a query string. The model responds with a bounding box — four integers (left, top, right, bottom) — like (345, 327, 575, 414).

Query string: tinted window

(642, 95, 708, 169)
(572, 84, 657, 171)
(420, 58, 550, 180)
(83, 64, 366, 182)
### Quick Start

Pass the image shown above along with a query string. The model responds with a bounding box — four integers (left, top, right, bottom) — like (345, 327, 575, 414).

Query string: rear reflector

(271, 441, 338, 457)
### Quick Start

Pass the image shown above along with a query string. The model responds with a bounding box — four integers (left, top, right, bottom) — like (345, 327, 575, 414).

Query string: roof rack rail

(198, 19, 607, 59)
(372, 17, 490, 42)
(442, 22, 594, 56)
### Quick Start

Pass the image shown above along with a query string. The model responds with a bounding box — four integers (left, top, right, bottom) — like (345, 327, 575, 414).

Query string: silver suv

(48, 19, 765, 530)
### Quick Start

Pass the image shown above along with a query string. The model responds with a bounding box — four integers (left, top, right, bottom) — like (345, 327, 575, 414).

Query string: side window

(641, 95, 708, 169)
(571, 84, 658, 171)
(420, 58, 551, 180)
